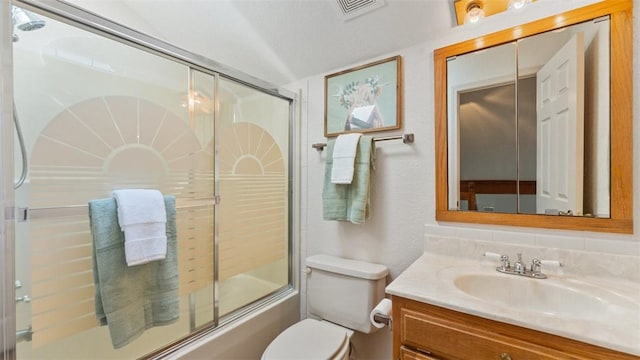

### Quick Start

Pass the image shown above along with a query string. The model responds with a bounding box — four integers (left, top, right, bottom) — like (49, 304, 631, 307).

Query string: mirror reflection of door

(457, 77, 537, 214)
(536, 32, 584, 216)
(521, 18, 611, 218)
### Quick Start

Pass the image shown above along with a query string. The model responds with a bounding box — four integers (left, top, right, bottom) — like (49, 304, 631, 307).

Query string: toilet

(262, 254, 389, 360)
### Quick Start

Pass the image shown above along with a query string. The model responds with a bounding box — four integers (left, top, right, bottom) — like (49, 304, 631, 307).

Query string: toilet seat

(262, 319, 351, 360)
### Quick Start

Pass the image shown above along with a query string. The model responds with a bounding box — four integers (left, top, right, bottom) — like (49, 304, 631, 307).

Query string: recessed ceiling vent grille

(335, 0, 386, 21)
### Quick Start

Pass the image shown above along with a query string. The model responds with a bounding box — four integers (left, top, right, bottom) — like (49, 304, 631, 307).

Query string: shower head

(12, 6, 46, 32)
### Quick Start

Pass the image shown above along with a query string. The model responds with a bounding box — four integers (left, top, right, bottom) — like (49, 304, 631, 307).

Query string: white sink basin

(438, 268, 638, 320)
(453, 274, 605, 318)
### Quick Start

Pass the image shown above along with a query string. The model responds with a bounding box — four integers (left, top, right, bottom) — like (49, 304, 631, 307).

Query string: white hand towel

(112, 189, 166, 226)
(331, 133, 362, 184)
(112, 189, 168, 266)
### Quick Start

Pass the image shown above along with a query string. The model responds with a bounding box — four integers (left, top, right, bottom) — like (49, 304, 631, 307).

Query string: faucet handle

(483, 252, 502, 261)
(483, 252, 507, 266)
(529, 258, 549, 278)
(484, 252, 510, 271)
(539, 259, 564, 268)
(531, 258, 542, 274)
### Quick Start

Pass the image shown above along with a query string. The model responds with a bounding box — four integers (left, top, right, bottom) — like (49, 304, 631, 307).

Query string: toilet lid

(263, 319, 348, 360)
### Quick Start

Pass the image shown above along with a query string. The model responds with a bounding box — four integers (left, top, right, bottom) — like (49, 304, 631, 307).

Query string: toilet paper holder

(373, 313, 392, 327)
(370, 298, 393, 329)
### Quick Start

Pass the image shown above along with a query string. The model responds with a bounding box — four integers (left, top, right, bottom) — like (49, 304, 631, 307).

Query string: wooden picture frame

(324, 55, 402, 137)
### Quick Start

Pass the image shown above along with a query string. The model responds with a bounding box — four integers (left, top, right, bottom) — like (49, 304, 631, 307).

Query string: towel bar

(312, 133, 414, 151)
(18, 198, 217, 221)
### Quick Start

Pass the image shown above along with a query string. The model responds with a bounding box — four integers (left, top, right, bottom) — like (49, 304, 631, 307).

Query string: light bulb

(464, 3, 485, 24)
(508, 0, 530, 10)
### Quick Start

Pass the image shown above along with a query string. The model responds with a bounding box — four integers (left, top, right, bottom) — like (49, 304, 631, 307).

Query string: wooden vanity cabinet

(392, 296, 640, 360)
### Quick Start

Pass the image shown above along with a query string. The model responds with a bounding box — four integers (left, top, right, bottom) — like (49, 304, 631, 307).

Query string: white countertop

(386, 252, 640, 356)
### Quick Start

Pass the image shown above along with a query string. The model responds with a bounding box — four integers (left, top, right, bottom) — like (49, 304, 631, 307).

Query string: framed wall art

(324, 55, 402, 137)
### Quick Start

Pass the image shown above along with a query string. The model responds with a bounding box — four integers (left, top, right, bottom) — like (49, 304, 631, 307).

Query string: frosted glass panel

(13, 9, 214, 359)
(217, 78, 290, 316)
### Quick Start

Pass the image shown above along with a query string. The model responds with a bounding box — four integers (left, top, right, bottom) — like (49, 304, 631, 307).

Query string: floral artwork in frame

(324, 55, 402, 137)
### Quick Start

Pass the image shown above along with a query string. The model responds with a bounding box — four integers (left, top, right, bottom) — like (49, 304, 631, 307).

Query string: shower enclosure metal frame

(0, 0, 299, 358)
(2, 1, 18, 359)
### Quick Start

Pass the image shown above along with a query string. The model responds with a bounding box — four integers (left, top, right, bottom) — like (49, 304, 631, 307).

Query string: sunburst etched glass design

(28, 95, 214, 347)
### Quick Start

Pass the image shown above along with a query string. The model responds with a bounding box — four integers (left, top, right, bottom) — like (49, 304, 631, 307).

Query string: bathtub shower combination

(2, 1, 295, 358)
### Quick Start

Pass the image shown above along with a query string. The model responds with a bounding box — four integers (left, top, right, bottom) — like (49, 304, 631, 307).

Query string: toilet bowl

(261, 319, 353, 360)
(261, 255, 388, 360)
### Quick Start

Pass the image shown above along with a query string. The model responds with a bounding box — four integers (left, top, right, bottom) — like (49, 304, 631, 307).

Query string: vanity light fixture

(454, 0, 537, 26)
(508, 0, 531, 10)
(464, 2, 485, 24)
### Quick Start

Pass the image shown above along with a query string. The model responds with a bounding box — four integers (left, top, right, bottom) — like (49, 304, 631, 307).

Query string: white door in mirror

(536, 32, 585, 215)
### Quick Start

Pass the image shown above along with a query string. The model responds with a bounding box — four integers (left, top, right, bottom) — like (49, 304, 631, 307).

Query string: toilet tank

(306, 254, 388, 334)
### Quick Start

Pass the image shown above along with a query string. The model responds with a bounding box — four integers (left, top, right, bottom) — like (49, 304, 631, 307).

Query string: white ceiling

(66, 0, 457, 86)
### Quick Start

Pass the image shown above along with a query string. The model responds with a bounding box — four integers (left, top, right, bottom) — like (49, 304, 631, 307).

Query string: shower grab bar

(311, 133, 414, 151)
(18, 199, 218, 221)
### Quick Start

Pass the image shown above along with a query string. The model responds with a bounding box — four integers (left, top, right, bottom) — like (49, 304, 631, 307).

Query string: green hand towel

(89, 195, 179, 349)
(322, 136, 375, 224)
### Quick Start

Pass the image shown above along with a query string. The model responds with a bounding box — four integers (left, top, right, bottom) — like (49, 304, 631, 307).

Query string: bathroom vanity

(393, 296, 637, 360)
(385, 238, 640, 360)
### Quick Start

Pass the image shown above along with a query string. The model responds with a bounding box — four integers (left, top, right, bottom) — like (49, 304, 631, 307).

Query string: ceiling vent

(335, 0, 386, 21)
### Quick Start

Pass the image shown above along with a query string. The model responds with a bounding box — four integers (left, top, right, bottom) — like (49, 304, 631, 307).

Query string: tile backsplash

(424, 230, 640, 283)
(425, 224, 640, 256)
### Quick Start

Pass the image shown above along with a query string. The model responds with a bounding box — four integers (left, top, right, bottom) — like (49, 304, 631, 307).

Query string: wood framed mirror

(435, 0, 633, 233)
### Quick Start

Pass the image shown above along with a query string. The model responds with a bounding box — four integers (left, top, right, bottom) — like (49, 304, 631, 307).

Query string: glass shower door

(12, 8, 215, 358)
(216, 78, 291, 317)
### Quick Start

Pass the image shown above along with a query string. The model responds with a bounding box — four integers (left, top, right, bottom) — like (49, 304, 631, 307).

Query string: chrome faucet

(485, 252, 563, 279)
